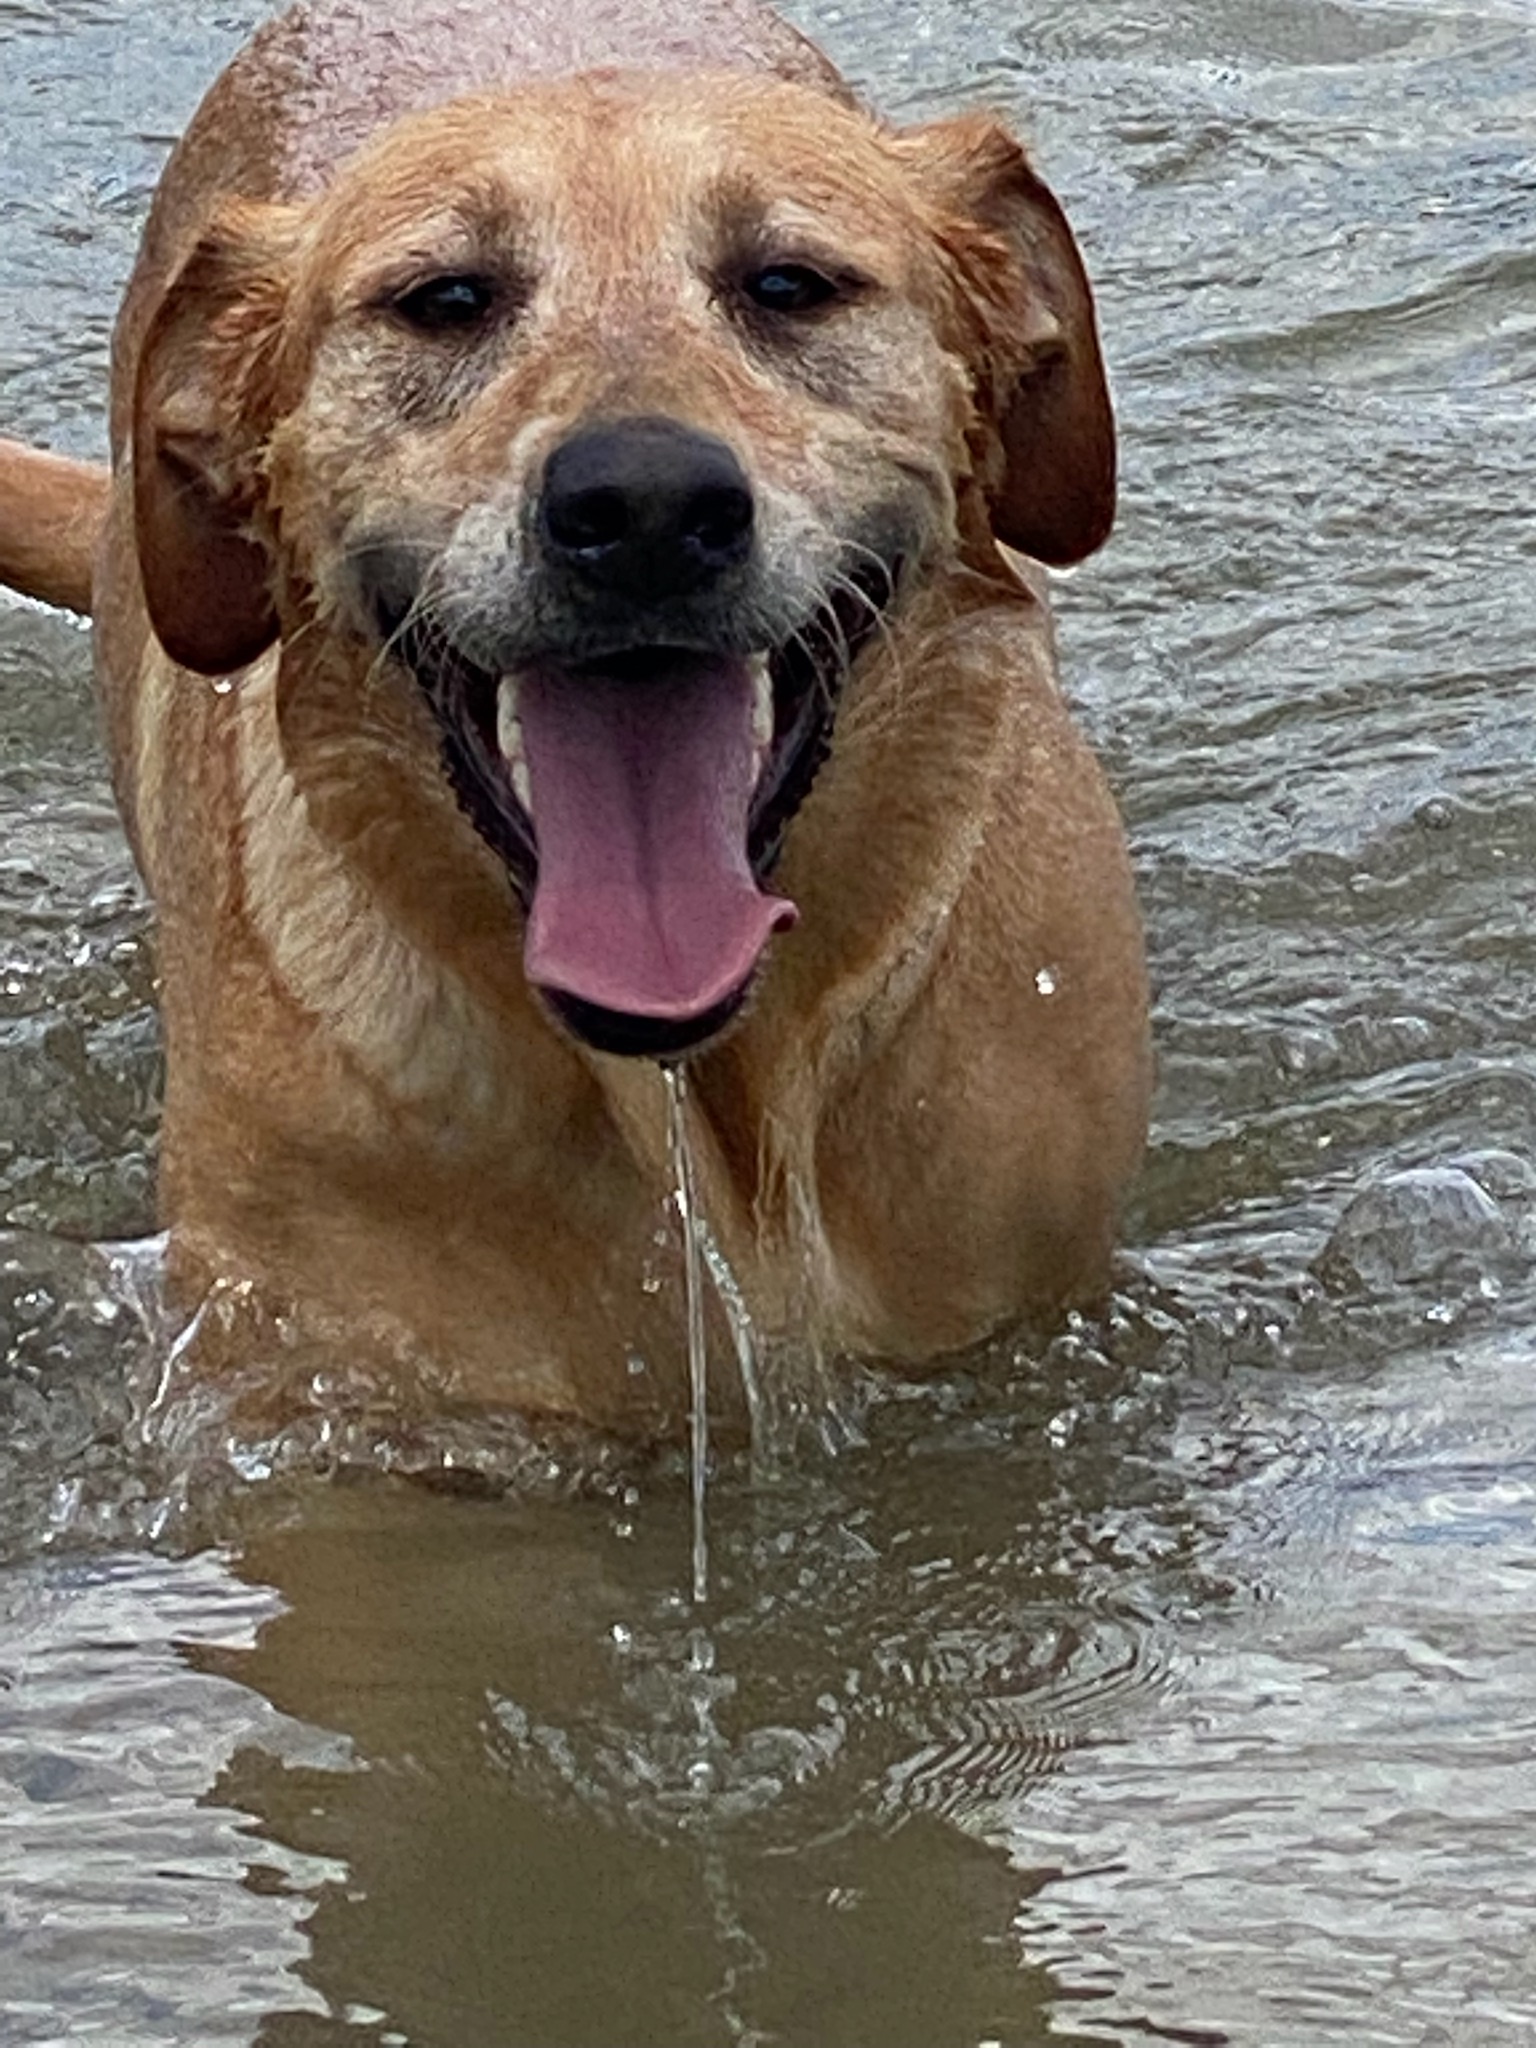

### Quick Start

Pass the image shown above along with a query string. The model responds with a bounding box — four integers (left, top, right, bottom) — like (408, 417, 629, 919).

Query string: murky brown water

(3, 0, 1536, 2042)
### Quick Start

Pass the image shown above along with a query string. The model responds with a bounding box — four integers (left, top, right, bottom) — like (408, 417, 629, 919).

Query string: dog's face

(133, 73, 1113, 1057)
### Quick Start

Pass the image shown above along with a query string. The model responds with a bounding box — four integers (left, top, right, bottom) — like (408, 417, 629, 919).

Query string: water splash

(664, 1065, 712, 1605)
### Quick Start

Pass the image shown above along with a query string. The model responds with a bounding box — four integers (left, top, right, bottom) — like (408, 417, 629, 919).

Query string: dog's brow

(707, 180, 864, 265)
(338, 197, 530, 296)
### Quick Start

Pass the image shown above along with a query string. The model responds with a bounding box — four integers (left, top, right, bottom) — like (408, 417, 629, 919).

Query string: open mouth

(403, 565, 894, 1058)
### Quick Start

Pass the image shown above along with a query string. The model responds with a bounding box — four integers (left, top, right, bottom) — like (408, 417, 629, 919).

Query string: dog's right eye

(389, 274, 499, 333)
(741, 264, 841, 316)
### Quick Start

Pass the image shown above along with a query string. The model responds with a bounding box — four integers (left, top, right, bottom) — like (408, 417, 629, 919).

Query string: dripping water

(696, 1215, 763, 1439)
(664, 1064, 712, 1605)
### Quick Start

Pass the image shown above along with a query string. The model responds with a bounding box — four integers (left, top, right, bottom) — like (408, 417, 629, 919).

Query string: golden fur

(0, 0, 1149, 1435)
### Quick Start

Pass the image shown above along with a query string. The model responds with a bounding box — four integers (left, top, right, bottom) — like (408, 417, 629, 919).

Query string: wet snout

(538, 416, 755, 614)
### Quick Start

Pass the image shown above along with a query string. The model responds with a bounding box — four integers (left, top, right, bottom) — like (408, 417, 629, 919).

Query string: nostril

(539, 418, 755, 596)
(546, 484, 630, 556)
(686, 483, 754, 561)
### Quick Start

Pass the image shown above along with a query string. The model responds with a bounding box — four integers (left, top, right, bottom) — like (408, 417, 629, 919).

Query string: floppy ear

(132, 202, 299, 674)
(900, 116, 1116, 566)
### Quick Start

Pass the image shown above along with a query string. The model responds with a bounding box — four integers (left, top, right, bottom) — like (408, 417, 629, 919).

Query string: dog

(0, 0, 1149, 1436)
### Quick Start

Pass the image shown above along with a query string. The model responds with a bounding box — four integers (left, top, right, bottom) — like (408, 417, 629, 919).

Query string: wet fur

(0, 0, 1149, 1435)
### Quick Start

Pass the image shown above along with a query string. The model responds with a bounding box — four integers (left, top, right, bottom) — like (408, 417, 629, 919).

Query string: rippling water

(3, 1, 1536, 2042)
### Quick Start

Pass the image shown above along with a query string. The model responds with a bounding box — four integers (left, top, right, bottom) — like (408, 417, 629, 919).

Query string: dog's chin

(392, 568, 896, 1060)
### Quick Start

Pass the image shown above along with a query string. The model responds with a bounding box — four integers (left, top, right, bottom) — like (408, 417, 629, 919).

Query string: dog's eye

(742, 264, 840, 316)
(390, 274, 498, 333)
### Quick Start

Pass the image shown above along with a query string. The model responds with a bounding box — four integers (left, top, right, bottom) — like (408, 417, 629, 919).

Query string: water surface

(2, 0, 1535, 2042)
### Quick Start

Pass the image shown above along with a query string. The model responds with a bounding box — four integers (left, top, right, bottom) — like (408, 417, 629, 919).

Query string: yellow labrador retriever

(0, 0, 1149, 1434)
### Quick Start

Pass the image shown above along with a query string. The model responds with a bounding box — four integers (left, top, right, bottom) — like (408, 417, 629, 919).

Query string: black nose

(539, 417, 754, 604)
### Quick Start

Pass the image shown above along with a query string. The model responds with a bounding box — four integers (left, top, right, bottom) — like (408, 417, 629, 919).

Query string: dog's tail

(0, 436, 111, 617)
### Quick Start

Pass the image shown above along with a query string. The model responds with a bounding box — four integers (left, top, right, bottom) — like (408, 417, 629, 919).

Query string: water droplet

(1035, 965, 1059, 997)
(610, 1622, 633, 1651)
(48, 1477, 84, 1530)
(687, 1757, 716, 1795)
(626, 1349, 648, 1376)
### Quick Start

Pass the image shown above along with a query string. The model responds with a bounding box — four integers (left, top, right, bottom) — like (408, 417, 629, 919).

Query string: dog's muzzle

(365, 415, 900, 1059)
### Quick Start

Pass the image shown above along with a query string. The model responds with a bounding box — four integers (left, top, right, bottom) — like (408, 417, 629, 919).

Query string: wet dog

(0, 0, 1149, 1433)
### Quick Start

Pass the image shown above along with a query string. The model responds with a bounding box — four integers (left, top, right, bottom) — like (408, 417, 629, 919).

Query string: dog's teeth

(496, 676, 534, 813)
(751, 660, 774, 755)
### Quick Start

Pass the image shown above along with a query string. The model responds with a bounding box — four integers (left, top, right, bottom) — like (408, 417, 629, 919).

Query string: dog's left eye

(741, 264, 841, 315)
(390, 274, 499, 333)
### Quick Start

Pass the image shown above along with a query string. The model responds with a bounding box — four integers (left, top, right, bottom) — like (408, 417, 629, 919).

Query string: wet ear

(132, 202, 300, 674)
(899, 116, 1116, 566)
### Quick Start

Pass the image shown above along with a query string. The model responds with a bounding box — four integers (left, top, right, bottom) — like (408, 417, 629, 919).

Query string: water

(664, 1063, 714, 1605)
(665, 1061, 777, 1603)
(4, 0, 1536, 2042)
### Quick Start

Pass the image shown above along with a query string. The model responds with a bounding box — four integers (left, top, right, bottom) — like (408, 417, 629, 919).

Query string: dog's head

(132, 74, 1113, 1057)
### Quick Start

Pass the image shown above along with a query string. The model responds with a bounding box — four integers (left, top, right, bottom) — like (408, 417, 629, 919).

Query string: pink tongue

(516, 657, 796, 1021)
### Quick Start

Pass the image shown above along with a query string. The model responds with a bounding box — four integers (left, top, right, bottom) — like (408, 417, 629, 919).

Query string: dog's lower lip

(541, 979, 752, 1057)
